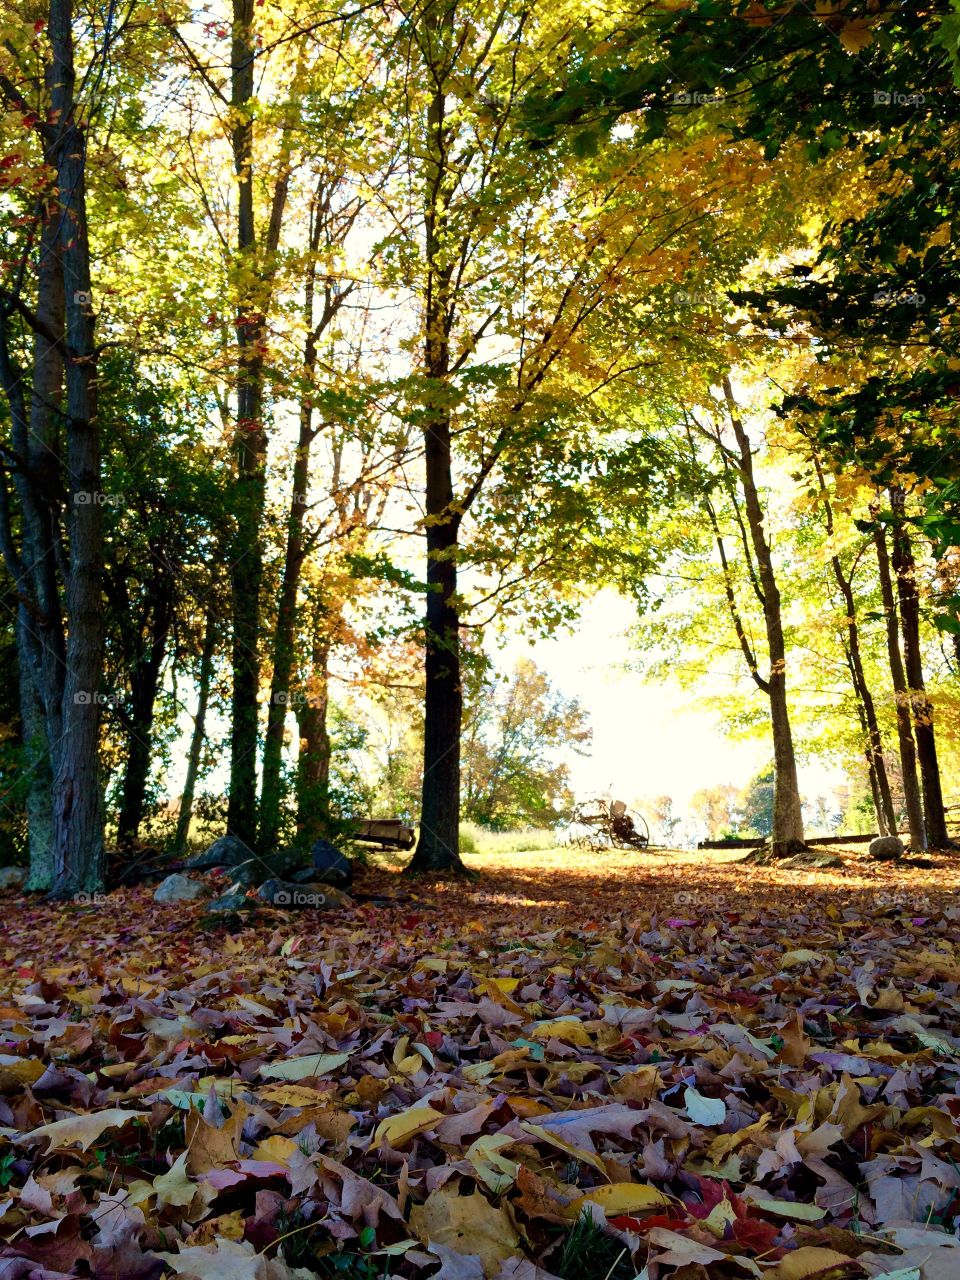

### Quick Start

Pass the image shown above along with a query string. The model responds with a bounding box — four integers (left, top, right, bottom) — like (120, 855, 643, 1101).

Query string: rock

(206, 891, 253, 913)
(0, 866, 26, 890)
(289, 864, 321, 885)
(230, 848, 307, 886)
(257, 877, 349, 909)
(310, 839, 353, 888)
(153, 873, 206, 903)
(185, 834, 253, 871)
(869, 835, 905, 861)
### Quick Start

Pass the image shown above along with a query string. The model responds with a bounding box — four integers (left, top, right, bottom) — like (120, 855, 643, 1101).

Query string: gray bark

(174, 607, 216, 856)
(723, 379, 804, 854)
(872, 519, 926, 850)
(49, 0, 105, 896)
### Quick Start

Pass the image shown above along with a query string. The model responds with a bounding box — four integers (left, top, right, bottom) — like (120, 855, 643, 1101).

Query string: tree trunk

(811, 454, 896, 836)
(259, 412, 311, 851)
(226, 0, 267, 849)
(25, 195, 67, 762)
(846, 647, 888, 836)
(174, 607, 216, 856)
(872, 519, 926, 849)
(723, 379, 804, 855)
(18, 609, 54, 890)
(49, 0, 105, 897)
(888, 488, 948, 847)
(407, 44, 464, 875)
(0, 168, 66, 889)
(259, 226, 325, 850)
(295, 634, 331, 845)
(116, 576, 174, 846)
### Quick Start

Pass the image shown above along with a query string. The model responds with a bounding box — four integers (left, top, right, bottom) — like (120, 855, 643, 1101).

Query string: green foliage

(461, 658, 591, 830)
(554, 1210, 634, 1280)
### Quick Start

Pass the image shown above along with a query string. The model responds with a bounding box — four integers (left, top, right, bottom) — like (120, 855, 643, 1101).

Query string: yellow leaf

(371, 1101, 442, 1149)
(529, 1017, 591, 1047)
(410, 1186, 519, 1279)
(153, 1151, 197, 1209)
(780, 949, 822, 968)
(568, 1182, 671, 1216)
(258, 1082, 331, 1107)
(520, 1122, 608, 1175)
(839, 18, 872, 52)
(466, 1132, 520, 1194)
(253, 1135, 299, 1164)
(258, 1051, 350, 1081)
(19, 1108, 149, 1151)
(769, 1247, 854, 1279)
(0, 1057, 45, 1090)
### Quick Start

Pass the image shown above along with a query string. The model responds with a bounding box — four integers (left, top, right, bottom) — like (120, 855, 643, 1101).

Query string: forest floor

(1, 846, 960, 1279)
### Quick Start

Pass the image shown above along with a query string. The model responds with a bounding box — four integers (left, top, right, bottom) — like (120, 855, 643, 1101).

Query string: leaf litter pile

(2, 848, 960, 1280)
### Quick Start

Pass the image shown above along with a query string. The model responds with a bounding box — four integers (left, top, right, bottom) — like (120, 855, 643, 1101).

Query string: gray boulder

(310, 839, 353, 888)
(258, 877, 348, 908)
(206, 890, 253, 914)
(231, 848, 305, 886)
(869, 835, 905, 861)
(185, 834, 253, 871)
(0, 866, 26, 891)
(154, 873, 206, 903)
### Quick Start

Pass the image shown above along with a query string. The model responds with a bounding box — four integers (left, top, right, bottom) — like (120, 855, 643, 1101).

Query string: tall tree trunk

(845, 647, 888, 836)
(259, 404, 311, 851)
(27, 204, 67, 762)
(226, 0, 267, 849)
(408, 44, 464, 874)
(49, 0, 104, 897)
(888, 488, 948, 847)
(174, 607, 216, 856)
(0, 185, 67, 889)
(723, 379, 804, 855)
(259, 217, 327, 851)
(812, 454, 896, 835)
(296, 633, 331, 845)
(872, 519, 926, 849)
(116, 577, 174, 846)
(18, 609, 54, 889)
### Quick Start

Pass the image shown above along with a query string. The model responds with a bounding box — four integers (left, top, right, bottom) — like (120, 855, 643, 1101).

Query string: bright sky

(493, 587, 843, 819)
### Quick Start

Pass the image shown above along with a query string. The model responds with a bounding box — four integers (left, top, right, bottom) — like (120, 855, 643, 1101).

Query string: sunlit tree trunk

(723, 379, 804, 855)
(872, 518, 926, 849)
(174, 607, 217, 856)
(260, 192, 338, 850)
(889, 487, 947, 847)
(115, 575, 174, 845)
(296, 628, 331, 845)
(811, 453, 896, 836)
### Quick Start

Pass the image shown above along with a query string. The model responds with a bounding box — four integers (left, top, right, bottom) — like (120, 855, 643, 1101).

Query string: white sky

(491, 587, 843, 817)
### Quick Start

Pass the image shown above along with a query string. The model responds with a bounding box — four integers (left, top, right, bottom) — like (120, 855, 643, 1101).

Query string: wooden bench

(352, 819, 416, 851)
